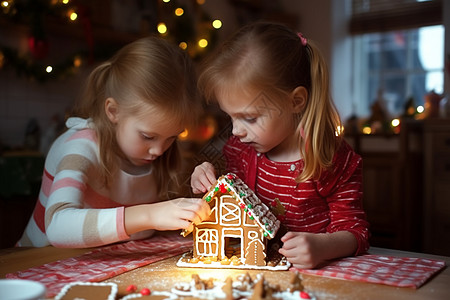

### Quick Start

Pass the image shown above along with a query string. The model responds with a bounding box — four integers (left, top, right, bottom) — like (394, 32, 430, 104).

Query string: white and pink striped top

(17, 118, 158, 248)
(223, 135, 370, 255)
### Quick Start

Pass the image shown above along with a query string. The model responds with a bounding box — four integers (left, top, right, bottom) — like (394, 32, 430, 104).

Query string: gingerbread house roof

(202, 173, 280, 239)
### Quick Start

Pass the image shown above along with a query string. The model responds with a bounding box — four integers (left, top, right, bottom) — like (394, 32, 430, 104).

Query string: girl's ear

(291, 86, 308, 113)
(105, 97, 120, 123)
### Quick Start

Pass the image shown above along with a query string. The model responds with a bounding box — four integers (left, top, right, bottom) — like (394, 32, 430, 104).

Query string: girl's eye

(244, 117, 257, 124)
(142, 134, 155, 140)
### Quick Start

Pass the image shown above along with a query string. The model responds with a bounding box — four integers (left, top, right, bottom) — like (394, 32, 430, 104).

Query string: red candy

(126, 284, 137, 293)
(300, 291, 311, 299)
(140, 288, 151, 296)
(219, 183, 227, 193)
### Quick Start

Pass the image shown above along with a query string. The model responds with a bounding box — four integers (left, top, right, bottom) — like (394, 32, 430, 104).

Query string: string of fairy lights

(0, 0, 222, 82)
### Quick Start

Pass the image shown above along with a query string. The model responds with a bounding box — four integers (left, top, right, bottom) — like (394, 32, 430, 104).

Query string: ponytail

(296, 41, 341, 182)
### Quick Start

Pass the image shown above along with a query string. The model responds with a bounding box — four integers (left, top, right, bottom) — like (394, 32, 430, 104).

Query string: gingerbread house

(179, 173, 285, 269)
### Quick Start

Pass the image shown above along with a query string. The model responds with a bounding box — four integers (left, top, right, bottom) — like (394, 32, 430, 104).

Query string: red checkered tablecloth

(6, 234, 192, 297)
(295, 254, 446, 288)
(7, 235, 446, 297)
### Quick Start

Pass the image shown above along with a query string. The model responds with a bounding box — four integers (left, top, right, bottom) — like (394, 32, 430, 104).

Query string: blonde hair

(74, 36, 200, 198)
(198, 22, 342, 182)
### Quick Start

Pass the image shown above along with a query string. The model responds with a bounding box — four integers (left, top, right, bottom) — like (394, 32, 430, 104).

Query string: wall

(277, 0, 354, 121)
(0, 69, 90, 150)
(1, 0, 448, 150)
(0, 28, 93, 151)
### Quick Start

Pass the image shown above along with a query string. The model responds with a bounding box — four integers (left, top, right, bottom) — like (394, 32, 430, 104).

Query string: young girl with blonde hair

(18, 36, 210, 248)
(191, 22, 369, 269)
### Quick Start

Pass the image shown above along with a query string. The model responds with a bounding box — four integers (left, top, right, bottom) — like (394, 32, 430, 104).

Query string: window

(196, 229, 218, 256)
(353, 25, 444, 116)
(350, 0, 444, 117)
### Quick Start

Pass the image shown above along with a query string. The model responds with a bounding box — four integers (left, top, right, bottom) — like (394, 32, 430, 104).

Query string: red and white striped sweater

(223, 135, 370, 255)
(17, 118, 158, 248)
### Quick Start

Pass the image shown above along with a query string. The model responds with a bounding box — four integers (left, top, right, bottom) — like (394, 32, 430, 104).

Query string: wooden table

(0, 246, 448, 300)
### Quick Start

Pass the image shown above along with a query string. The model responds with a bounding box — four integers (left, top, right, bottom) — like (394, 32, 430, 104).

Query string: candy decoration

(219, 183, 227, 193)
(205, 195, 212, 202)
(126, 284, 137, 293)
(300, 291, 311, 299)
(140, 288, 151, 296)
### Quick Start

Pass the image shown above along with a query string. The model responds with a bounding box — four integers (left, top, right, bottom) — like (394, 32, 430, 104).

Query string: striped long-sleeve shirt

(18, 117, 158, 248)
(223, 135, 370, 255)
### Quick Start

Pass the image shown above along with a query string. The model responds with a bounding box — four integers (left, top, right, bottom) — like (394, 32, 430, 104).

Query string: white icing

(119, 274, 316, 300)
(54, 281, 118, 300)
(176, 252, 290, 270)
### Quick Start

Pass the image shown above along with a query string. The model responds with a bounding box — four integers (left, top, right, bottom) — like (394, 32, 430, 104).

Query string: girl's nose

(149, 145, 164, 156)
(232, 120, 246, 138)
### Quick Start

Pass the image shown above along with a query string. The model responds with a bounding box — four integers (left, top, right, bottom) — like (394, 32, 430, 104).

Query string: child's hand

(151, 198, 211, 232)
(124, 198, 211, 236)
(191, 162, 216, 194)
(278, 231, 358, 269)
(278, 231, 327, 269)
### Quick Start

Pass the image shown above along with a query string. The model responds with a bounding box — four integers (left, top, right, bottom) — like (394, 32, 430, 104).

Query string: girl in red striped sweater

(191, 22, 370, 269)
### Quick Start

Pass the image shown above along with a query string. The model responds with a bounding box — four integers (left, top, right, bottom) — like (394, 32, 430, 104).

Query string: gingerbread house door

(222, 229, 244, 260)
(219, 195, 243, 260)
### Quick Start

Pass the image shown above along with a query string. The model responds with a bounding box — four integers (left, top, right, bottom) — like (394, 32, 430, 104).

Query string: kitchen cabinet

(345, 119, 424, 252)
(422, 119, 450, 255)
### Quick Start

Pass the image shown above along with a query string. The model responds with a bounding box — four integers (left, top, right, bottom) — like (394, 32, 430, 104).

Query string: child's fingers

(278, 247, 297, 261)
(198, 173, 215, 191)
(191, 162, 216, 193)
(189, 198, 211, 221)
(280, 231, 295, 242)
(192, 186, 205, 194)
(191, 176, 208, 194)
(190, 213, 203, 226)
(185, 222, 194, 233)
(200, 203, 212, 221)
(280, 238, 296, 251)
(175, 198, 210, 222)
(191, 179, 208, 194)
(201, 162, 216, 184)
(198, 161, 215, 174)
